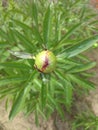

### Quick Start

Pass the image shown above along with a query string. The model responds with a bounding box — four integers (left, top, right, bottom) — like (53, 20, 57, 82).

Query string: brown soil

(85, 48, 98, 116)
(0, 48, 98, 130)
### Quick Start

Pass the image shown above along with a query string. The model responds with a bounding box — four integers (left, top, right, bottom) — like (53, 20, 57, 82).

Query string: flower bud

(34, 50, 56, 73)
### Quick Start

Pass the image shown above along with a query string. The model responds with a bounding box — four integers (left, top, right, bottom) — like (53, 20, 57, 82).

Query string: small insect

(9, 50, 35, 59)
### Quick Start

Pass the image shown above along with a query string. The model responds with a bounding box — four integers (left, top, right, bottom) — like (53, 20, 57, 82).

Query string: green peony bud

(34, 50, 56, 73)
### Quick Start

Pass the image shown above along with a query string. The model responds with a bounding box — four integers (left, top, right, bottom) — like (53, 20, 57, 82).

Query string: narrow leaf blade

(12, 29, 34, 50)
(9, 71, 36, 120)
(66, 62, 96, 73)
(43, 5, 51, 47)
(32, 1, 38, 27)
(68, 74, 95, 89)
(0, 62, 31, 69)
(61, 35, 98, 58)
(0, 76, 27, 87)
(53, 23, 82, 50)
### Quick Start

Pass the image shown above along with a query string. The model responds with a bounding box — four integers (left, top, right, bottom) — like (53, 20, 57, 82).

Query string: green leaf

(43, 5, 51, 47)
(14, 19, 43, 43)
(66, 62, 96, 73)
(63, 80, 73, 110)
(35, 104, 39, 126)
(5, 98, 10, 111)
(61, 35, 98, 58)
(7, 28, 17, 44)
(53, 23, 82, 50)
(12, 29, 34, 51)
(33, 79, 41, 88)
(0, 41, 8, 48)
(41, 80, 47, 111)
(55, 70, 68, 83)
(32, 1, 38, 27)
(9, 9, 26, 17)
(0, 29, 7, 39)
(13, 19, 34, 33)
(0, 86, 18, 95)
(0, 62, 31, 70)
(47, 94, 65, 120)
(77, 54, 90, 62)
(25, 103, 36, 117)
(54, 13, 61, 42)
(51, 78, 63, 90)
(38, 107, 47, 120)
(57, 58, 81, 66)
(13, 20, 38, 42)
(33, 26, 43, 43)
(45, 104, 54, 119)
(54, 71, 73, 109)
(68, 74, 95, 89)
(0, 76, 27, 87)
(9, 71, 36, 120)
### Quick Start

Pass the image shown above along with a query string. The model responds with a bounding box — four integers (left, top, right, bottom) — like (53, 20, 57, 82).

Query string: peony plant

(0, 0, 98, 127)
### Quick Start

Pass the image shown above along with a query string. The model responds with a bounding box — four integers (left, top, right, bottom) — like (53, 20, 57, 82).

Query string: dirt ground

(86, 48, 98, 116)
(0, 48, 98, 130)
